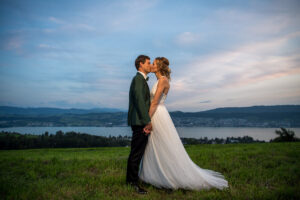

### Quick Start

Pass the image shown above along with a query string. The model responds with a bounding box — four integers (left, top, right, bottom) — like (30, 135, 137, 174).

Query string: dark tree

(270, 127, 300, 142)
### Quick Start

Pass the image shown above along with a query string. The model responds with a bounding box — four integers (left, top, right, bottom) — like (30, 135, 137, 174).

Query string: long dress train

(139, 79, 229, 190)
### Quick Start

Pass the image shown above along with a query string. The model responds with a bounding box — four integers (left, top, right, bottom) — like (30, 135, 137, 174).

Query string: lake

(1, 126, 300, 142)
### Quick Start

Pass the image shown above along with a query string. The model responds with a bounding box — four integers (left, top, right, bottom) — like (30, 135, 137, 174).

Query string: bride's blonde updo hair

(155, 57, 171, 80)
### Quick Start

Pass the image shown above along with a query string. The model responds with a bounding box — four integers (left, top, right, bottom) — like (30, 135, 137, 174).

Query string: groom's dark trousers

(126, 125, 148, 184)
(126, 72, 151, 184)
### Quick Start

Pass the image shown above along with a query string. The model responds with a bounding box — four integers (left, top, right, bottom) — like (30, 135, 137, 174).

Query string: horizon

(1, 104, 299, 113)
(1, 0, 300, 112)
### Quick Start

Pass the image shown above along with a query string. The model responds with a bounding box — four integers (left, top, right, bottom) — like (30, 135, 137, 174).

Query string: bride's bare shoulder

(160, 76, 169, 81)
(159, 76, 169, 85)
(159, 76, 170, 90)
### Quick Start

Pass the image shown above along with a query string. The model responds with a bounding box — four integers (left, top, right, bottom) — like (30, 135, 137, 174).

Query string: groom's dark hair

(135, 55, 150, 70)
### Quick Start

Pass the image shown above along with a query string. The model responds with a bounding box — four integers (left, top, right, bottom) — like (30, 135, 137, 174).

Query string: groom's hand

(143, 123, 152, 135)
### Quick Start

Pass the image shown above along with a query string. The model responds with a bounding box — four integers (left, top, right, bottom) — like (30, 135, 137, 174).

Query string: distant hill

(171, 105, 300, 116)
(0, 106, 123, 116)
(203, 105, 300, 113)
(0, 105, 299, 127)
(169, 105, 300, 127)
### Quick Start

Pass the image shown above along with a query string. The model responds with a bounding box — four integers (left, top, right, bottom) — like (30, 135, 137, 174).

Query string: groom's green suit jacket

(127, 72, 151, 126)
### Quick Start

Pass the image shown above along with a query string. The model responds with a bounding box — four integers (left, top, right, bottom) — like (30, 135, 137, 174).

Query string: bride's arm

(149, 78, 168, 118)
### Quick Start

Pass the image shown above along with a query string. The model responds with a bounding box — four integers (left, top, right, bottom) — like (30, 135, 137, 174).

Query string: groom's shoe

(133, 185, 148, 195)
(127, 182, 148, 194)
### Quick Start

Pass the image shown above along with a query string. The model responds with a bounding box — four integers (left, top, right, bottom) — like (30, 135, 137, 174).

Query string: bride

(139, 57, 229, 190)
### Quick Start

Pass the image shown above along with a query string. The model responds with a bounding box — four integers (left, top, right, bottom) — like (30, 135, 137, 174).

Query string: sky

(0, 0, 299, 112)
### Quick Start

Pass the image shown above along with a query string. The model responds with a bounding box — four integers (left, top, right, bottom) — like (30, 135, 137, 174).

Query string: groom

(126, 55, 152, 194)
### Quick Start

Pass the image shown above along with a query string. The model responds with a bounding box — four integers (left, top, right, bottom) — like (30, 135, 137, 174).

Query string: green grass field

(1, 143, 299, 199)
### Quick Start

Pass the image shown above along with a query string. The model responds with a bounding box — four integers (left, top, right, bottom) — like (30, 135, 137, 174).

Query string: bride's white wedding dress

(139, 78, 229, 190)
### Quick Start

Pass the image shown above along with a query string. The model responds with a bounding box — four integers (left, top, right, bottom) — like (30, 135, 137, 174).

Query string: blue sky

(0, 0, 299, 111)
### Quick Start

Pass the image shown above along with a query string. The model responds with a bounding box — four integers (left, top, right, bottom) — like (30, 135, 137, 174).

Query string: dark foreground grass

(0, 143, 299, 199)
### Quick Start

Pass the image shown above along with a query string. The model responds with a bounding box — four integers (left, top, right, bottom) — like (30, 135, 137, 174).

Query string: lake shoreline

(1, 126, 300, 142)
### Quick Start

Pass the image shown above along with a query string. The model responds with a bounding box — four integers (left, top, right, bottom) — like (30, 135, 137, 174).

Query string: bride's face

(151, 60, 158, 73)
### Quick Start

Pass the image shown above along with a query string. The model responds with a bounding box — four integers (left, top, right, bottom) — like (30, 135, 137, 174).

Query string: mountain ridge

(0, 106, 123, 116)
(0, 105, 299, 127)
(1, 104, 299, 116)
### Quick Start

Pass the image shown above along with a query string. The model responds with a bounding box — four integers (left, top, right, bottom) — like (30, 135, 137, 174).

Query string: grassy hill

(0, 143, 299, 199)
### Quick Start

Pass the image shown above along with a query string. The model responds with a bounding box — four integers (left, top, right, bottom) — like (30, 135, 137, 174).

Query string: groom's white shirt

(138, 71, 148, 80)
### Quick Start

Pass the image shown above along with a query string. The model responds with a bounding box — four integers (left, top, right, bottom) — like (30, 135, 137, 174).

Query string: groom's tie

(146, 77, 149, 81)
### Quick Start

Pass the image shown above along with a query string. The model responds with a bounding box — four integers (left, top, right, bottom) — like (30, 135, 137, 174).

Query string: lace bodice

(150, 79, 167, 104)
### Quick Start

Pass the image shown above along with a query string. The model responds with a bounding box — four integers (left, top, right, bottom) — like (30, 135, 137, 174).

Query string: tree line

(0, 127, 298, 150)
(0, 131, 131, 150)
